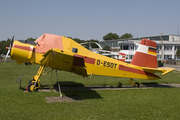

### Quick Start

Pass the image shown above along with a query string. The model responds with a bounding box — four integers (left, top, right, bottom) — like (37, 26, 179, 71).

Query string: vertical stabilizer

(130, 39, 157, 68)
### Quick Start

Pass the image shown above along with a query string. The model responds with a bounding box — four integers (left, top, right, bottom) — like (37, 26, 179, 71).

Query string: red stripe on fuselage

(14, 45, 158, 78)
(74, 54, 95, 64)
(13, 45, 36, 52)
(118, 65, 160, 78)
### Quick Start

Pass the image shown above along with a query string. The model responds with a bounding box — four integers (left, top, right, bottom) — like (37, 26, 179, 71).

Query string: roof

(100, 34, 180, 43)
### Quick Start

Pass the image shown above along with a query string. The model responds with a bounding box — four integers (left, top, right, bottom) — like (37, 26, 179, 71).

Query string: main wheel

(27, 83, 35, 92)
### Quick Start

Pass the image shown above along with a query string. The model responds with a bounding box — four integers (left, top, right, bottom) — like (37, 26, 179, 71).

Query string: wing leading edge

(40, 48, 88, 77)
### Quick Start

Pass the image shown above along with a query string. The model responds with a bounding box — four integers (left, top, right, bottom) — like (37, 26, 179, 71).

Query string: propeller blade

(4, 50, 10, 61)
(4, 36, 14, 62)
(10, 36, 14, 48)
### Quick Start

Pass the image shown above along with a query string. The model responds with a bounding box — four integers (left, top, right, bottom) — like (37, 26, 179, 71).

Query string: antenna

(177, 25, 179, 35)
(139, 24, 140, 40)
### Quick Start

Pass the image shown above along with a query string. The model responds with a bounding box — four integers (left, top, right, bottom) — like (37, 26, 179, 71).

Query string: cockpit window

(18, 40, 36, 45)
(72, 48, 78, 53)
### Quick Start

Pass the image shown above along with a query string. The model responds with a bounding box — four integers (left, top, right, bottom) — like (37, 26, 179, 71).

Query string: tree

(102, 45, 111, 51)
(103, 33, 119, 41)
(0, 39, 11, 55)
(26, 37, 36, 41)
(119, 33, 133, 39)
(176, 49, 180, 57)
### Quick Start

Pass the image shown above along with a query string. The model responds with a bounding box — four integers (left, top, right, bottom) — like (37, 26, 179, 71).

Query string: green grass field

(1, 62, 180, 120)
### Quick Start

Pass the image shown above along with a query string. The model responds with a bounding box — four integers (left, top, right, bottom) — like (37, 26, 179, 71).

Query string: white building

(99, 34, 180, 62)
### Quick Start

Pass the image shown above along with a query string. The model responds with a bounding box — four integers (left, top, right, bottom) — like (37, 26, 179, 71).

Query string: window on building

(164, 46, 172, 50)
(135, 45, 138, 50)
(119, 44, 128, 50)
(156, 46, 162, 53)
(130, 44, 134, 50)
(122, 44, 129, 50)
(175, 55, 180, 60)
(130, 55, 134, 59)
(112, 41, 118, 47)
(175, 46, 180, 50)
(123, 46, 129, 50)
(157, 55, 161, 60)
(164, 55, 172, 59)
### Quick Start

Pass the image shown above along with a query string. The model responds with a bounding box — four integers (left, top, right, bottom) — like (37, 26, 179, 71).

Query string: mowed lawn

(1, 62, 180, 120)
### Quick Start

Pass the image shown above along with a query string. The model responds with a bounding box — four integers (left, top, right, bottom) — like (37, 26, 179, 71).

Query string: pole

(159, 33, 163, 63)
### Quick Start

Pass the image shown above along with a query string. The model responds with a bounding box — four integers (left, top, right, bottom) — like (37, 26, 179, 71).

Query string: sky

(1, 0, 180, 41)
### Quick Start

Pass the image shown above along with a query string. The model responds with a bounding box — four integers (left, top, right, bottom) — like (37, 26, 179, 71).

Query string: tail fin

(130, 39, 157, 68)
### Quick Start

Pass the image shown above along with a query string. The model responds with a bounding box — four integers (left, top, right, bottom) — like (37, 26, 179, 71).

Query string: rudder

(130, 39, 157, 68)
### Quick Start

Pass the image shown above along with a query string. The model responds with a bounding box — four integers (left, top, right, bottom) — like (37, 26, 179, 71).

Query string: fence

(166, 60, 180, 65)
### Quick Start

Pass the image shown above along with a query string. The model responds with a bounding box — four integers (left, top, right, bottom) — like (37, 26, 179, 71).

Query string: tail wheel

(134, 82, 140, 87)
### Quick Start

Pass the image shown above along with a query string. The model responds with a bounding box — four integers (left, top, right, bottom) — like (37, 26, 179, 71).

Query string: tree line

(103, 33, 133, 40)
(0, 33, 132, 55)
(0, 38, 11, 55)
(0, 37, 100, 55)
(1, 33, 180, 58)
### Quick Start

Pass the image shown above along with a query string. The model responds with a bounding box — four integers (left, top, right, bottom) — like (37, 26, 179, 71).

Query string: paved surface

(42, 83, 180, 103)
(164, 63, 180, 71)
(35, 63, 180, 103)
(40, 83, 180, 93)
(46, 96, 82, 103)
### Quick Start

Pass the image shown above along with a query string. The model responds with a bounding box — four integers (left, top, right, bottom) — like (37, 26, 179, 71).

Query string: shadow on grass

(141, 82, 174, 88)
(43, 81, 103, 100)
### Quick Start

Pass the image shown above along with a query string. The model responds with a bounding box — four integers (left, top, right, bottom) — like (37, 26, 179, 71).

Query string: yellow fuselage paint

(11, 37, 160, 80)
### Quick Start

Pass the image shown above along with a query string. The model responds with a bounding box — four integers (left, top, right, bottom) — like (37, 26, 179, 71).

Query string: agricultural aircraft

(5, 33, 174, 92)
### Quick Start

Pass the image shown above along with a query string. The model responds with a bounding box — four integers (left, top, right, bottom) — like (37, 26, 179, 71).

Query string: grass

(1, 62, 180, 120)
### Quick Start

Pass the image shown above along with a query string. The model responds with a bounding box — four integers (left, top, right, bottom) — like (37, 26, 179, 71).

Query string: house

(99, 34, 180, 62)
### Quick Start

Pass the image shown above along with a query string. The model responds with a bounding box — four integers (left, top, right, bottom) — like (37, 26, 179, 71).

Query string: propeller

(4, 36, 14, 61)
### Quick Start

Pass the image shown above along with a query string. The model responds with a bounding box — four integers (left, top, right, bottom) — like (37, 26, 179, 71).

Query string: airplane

(81, 42, 126, 61)
(6, 33, 174, 92)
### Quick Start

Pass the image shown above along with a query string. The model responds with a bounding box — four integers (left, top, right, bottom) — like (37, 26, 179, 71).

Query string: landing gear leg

(27, 66, 54, 92)
(27, 66, 45, 92)
(129, 78, 140, 87)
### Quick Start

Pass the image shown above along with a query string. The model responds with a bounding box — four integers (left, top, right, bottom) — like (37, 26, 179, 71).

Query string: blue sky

(1, 0, 180, 41)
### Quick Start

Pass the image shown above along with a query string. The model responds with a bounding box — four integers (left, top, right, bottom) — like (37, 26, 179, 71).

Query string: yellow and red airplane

(7, 33, 174, 92)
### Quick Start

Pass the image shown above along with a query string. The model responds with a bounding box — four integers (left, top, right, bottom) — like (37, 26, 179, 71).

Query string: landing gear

(27, 65, 54, 92)
(29, 79, 35, 84)
(129, 78, 140, 87)
(27, 83, 35, 92)
(134, 82, 140, 87)
(27, 79, 40, 92)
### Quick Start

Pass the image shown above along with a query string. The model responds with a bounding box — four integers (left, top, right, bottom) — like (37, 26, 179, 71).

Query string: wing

(141, 67, 175, 75)
(40, 48, 88, 77)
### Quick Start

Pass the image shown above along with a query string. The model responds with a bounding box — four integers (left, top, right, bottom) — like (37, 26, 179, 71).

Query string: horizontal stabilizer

(142, 67, 175, 75)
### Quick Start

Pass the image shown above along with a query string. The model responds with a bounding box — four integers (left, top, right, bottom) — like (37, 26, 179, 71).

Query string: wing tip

(162, 68, 175, 75)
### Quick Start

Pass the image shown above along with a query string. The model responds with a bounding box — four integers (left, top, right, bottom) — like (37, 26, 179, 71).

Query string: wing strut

(56, 70, 62, 98)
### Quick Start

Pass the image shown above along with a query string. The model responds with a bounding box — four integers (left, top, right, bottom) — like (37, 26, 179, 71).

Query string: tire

(29, 79, 35, 84)
(134, 82, 140, 87)
(27, 83, 35, 92)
